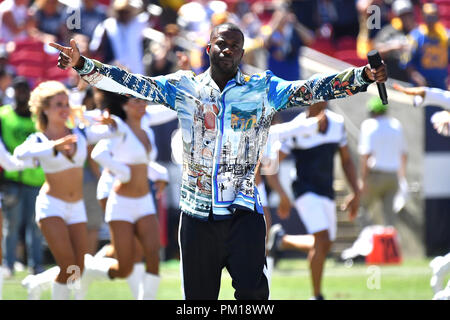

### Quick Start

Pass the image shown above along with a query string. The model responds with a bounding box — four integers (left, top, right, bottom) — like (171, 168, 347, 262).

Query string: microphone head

(367, 50, 382, 68)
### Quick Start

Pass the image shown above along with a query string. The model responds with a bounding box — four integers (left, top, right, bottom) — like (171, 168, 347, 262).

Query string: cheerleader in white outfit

(96, 100, 176, 211)
(14, 81, 124, 299)
(0, 140, 35, 299)
(94, 95, 173, 299)
(91, 97, 162, 300)
(21, 96, 173, 300)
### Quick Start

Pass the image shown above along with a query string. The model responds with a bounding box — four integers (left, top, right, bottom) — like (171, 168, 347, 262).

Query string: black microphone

(367, 50, 388, 105)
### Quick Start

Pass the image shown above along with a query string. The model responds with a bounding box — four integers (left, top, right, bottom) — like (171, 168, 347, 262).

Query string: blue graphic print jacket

(76, 57, 372, 220)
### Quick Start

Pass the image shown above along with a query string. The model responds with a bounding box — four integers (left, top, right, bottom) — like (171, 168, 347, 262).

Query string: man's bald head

(210, 23, 244, 43)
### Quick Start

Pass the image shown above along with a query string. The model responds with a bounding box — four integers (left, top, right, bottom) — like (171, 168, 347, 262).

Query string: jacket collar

(198, 67, 246, 91)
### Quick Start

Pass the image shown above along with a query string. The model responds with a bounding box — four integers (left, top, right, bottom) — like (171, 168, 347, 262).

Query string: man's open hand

(49, 39, 82, 70)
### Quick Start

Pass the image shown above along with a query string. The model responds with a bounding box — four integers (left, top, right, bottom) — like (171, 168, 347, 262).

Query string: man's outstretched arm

(49, 39, 182, 110)
(269, 63, 387, 111)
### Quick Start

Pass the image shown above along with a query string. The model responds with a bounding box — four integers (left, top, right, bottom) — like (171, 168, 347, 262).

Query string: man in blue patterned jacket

(50, 22, 387, 300)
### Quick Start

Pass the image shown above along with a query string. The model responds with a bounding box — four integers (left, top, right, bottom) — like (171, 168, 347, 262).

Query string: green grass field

(2, 258, 445, 300)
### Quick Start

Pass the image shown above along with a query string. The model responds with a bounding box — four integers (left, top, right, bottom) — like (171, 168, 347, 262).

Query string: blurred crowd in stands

(0, 0, 448, 96)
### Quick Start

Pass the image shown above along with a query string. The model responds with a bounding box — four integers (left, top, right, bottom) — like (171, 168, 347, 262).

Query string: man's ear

(206, 44, 211, 54)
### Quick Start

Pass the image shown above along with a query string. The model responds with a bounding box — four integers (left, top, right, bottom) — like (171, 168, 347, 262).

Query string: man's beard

(211, 56, 238, 76)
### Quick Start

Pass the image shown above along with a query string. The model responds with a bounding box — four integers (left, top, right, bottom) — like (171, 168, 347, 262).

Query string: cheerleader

(93, 93, 173, 299)
(21, 95, 173, 300)
(14, 81, 124, 299)
(90, 97, 162, 300)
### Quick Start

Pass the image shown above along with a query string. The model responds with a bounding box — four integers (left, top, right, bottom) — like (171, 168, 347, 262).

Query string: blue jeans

(1, 182, 43, 271)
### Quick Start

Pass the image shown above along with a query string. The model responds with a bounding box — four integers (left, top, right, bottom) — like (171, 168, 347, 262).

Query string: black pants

(179, 210, 269, 300)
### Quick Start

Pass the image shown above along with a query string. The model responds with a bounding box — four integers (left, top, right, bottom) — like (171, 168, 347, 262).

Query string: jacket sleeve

(267, 66, 372, 111)
(90, 138, 131, 183)
(416, 87, 450, 110)
(84, 115, 127, 145)
(13, 134, 54, 160)
(0, 139, 32, 171)
(74, 56, 190, 111)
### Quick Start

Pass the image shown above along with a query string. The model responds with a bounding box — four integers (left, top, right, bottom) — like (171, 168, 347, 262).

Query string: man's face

(424, 14, 438, 29)
(423, 3, 439, 29)
(208, 28, 244, 75)
(399, 12, 415, 33)
(14, 84, 30, 106)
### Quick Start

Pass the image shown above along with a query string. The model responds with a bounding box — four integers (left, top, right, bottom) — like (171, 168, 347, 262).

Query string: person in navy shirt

(401, 3, 450, 90)
(266, 101, 360, 300)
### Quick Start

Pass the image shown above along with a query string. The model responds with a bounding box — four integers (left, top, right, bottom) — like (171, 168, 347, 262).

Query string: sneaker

(430, 256, 448, 293)
(432, 281, 450, 300)
(267, 224, 285, 260)
(84, 254, 114, 280)
(14, 261, 26, 272)
(430, 256, 444, 273)
(76, 254, 116, 299)
(75, 254, 96, 300)
(22, 274, 43, 300)
(2, 266, 14, 279)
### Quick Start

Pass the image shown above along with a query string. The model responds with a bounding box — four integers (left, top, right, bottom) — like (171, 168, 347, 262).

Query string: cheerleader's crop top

(14, 118, 124, 174)
(91, 117, 157, 183)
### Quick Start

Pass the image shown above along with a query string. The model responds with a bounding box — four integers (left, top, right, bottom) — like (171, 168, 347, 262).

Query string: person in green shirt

(0, 76, 45, 276)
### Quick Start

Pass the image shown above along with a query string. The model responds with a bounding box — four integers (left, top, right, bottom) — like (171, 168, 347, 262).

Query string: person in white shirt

(14, 81, 124, 299)
(358, 97, 408, 228)
(89, 0, 150, 75)
(0, 0, 34, 43)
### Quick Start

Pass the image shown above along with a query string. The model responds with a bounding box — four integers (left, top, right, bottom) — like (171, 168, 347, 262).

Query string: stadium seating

(309, 37, 365, 67)
(336, 36, 357, 51)
(434, 0, 450, 28)
(310, 37, 335, 57)
(334, 49, 367, 67)
(8, 38, 71, 87)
